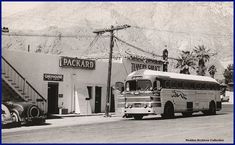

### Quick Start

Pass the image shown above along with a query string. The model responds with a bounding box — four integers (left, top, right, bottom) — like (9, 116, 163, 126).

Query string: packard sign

(59, 57, 95, 70)
(44, 74, 63, 81)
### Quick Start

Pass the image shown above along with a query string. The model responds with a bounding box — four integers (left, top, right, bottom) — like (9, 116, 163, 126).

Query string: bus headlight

(144, 104, 148, 108)
(125, 103, 133, 108)
(125, 103, 128, 108)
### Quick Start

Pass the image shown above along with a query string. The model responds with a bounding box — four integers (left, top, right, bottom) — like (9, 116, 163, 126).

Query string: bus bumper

(124, 107, 161, 115)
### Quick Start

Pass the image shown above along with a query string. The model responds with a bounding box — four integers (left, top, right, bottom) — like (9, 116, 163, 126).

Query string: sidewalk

(47, 112, 111, 118)
(2, 113, 123, 133)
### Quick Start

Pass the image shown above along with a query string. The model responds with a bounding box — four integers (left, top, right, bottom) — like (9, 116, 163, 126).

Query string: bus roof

(127, 69, 219, 84)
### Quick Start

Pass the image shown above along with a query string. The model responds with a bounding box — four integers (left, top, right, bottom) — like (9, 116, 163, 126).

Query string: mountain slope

(2, 2, 233, 79)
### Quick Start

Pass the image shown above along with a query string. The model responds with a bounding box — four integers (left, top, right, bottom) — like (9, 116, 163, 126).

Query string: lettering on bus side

(172, 90, 187, 100)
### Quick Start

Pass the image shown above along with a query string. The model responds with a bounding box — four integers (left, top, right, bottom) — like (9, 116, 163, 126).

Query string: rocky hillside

(2, 2, 233, 79)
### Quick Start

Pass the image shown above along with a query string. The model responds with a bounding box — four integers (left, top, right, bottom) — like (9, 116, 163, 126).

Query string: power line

(114, 35, 179, 61)
(132, 25, 232, 37)
(89, 34, 101, 47)
(114, 38, 128, 75)
(114, 36, 160, 57)
(79, 34, 102, 57)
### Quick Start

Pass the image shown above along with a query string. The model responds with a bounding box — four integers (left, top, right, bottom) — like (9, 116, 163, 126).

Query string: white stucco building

(2, 49, 164, 115)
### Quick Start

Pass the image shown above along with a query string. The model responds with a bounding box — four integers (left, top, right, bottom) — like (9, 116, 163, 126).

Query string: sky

(2, 2, 233, 66)
(2, 2, 44, 17)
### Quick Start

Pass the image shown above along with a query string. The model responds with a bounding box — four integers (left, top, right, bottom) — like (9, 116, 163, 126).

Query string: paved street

(2, 104, 233, 143)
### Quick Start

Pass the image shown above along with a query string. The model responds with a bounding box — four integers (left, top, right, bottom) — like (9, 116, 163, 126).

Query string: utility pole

(93, 24, 130, 117)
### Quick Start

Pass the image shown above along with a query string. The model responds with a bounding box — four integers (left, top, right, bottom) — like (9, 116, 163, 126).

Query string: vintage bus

(121, 69, 221, 120)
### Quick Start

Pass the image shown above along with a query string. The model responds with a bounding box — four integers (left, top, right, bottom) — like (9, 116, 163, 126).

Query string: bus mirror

(115, 82, 124, 93)
(121, 86, 124, 92)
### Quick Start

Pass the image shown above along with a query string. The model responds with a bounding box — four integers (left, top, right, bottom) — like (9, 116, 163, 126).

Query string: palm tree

(176, 51, 196, 74)
(193, 45, 211, 76)
(223, 64, 233, 84)
(208, 65, 217, 78)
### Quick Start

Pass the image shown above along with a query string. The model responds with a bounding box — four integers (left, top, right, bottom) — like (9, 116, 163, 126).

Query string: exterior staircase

(2, 56, 47, 113)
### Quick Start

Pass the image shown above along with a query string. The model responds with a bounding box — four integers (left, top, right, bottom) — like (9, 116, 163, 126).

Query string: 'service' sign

(44, 74, 63, 81)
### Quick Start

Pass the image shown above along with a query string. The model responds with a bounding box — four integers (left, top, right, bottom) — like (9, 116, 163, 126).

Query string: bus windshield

(125, 80, 152, 91)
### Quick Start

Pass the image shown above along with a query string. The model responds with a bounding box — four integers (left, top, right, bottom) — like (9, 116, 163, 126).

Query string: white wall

(2, 50, 163, 114)
(2, 50, 128, 114)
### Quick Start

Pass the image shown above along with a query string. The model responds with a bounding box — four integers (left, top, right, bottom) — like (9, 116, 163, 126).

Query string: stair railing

(2, 56, 47, 113)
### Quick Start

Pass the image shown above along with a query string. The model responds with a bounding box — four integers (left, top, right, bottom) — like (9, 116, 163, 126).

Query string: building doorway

(95, 86, 102, 113)
(110, 88, 115, 112)
(47, 82, 59, 114)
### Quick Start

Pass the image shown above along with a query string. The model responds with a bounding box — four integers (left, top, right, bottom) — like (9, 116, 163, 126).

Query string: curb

(47, 113, 118, 119)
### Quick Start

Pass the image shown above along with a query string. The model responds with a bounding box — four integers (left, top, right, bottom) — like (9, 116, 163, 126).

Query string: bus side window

(171, 81, 175, 89)
(205, 83, 209, 90)
(201, 83, 205, 90)
(210, 84, 213, 90)
(196, 83, 200, 90)
(188, 82, 192, 89)
(207, 83, 211, 90)
(212, 84, 216, 90)
(190, 82, 194, 89)
(161, 80, 165, 88)
(165, 81, 170, 88)
(184, 82, 189, 90)
(178, 81, 183, 89)
(183, 81, 186, 89)
(199, 83, 202, 90)
(212, 84, 215, 90)
(170, 81, 173, 88)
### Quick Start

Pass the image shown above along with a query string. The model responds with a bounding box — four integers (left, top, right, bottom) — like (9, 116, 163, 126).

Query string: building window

(87, 86, 93, 100)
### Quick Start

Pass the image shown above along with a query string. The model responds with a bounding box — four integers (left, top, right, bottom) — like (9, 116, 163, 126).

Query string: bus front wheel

(162, 102, 174, 119)
(133, 115, 143, 120)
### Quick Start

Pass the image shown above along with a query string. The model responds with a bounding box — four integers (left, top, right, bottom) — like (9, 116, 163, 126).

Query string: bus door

(194, 84, 201, 111)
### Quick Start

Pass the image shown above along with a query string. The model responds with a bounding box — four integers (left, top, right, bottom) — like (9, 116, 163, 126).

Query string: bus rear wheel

(208, 101, 216, 115)
(133, 115, 143, 120)
(162, 102, 174, 119)
(202, 101, 216, 115)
